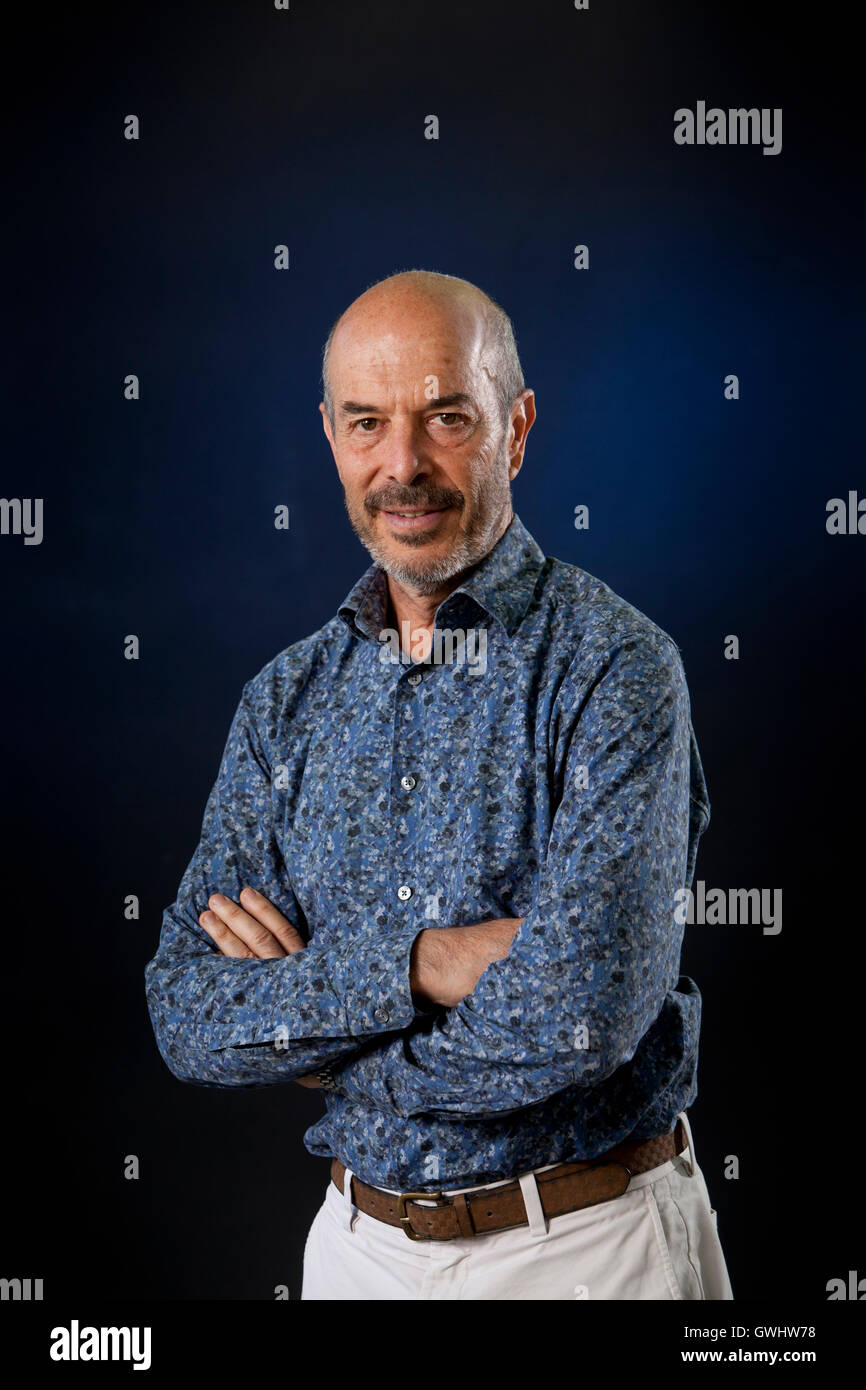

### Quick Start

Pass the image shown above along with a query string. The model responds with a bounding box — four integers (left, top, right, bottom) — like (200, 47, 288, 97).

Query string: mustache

(364, 485, 464, 514)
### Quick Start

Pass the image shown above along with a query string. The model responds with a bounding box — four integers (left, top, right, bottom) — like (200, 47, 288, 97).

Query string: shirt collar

(337, 513, 546, 643)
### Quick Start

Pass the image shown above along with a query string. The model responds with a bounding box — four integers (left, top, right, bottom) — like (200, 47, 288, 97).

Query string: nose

(380, 416, 432, 485)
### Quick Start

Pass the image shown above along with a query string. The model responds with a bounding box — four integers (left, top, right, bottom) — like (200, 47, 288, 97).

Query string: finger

(238, 887, 307, 954)
(199, 909, 257, 958)
(205, 893, 288, 959)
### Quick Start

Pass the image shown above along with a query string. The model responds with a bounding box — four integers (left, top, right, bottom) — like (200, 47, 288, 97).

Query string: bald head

(321, 270, 524, 429)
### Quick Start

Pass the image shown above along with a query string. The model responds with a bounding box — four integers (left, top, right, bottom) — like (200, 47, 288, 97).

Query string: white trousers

(301, 1112, 734, 1301)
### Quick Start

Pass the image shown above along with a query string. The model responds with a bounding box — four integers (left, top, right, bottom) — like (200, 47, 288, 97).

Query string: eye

(352, 418, 379, 432)
(432, 413, 465, 427)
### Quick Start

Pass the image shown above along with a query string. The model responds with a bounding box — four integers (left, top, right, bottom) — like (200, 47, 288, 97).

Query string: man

(145, 269, 733, 1301)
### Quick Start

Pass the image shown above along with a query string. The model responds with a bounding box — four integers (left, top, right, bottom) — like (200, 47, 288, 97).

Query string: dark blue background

(2, 0, 861, 1300)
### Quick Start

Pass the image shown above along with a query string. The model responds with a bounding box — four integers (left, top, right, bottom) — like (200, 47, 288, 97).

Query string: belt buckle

(397, 1189, 446, 1241)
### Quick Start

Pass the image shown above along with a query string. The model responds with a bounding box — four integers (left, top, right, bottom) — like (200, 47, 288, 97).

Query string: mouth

(379, 506, 450, 531)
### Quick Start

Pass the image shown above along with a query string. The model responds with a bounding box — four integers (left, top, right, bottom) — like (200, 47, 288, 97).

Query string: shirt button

(374, 1006, 390, 1023)
(400, 774, 416, 791)
(407, 672, 422, 687)
(397, 884, 413, 901)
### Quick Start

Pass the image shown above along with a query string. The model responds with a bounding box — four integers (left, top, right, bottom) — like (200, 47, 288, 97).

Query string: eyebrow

(338, 392, 476, 416)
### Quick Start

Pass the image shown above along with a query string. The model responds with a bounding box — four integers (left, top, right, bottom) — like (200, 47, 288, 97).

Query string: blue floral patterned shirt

(145, 513, 710, 1191)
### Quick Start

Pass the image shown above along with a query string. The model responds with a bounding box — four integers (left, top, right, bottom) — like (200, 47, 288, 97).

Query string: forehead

(329, 295, 489, 392)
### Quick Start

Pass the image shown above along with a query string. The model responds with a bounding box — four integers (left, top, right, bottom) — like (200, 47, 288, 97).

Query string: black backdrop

(2, 0, 862, 1303)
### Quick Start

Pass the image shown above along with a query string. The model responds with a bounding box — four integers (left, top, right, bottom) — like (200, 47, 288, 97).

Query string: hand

(199, 887, 306, 959)
(410, 918, 525, 1009)
(199, 887, 322, 1087)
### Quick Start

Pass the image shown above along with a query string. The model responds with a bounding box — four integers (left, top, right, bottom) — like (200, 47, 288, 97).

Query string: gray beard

(363, 525, 489, 593)
(349, 440, 513, 594)
(357, 485, 513, 594)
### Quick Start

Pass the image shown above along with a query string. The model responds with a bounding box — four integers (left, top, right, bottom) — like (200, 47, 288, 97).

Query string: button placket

(392, 664, 428, 921)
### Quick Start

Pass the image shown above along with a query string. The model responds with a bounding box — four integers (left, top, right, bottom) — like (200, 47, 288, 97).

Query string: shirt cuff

(340, 925, 422, 1035)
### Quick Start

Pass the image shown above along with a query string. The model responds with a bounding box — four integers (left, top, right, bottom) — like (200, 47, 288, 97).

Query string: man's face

(320, 294, 532, 593)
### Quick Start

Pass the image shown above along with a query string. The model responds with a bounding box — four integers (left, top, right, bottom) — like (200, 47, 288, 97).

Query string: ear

(319, 401, 337, 456)
(507, 389, 536, 481)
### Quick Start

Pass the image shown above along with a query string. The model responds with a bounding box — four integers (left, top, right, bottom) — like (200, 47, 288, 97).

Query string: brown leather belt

(331, 1117, 687, 1241)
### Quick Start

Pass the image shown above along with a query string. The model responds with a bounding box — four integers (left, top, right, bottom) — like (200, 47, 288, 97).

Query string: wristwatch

(316, 1062, 341, 1092)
